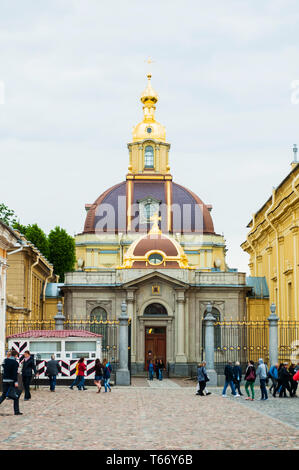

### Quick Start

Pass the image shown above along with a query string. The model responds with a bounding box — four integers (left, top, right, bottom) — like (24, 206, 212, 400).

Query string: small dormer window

(144, 145, 154, 168)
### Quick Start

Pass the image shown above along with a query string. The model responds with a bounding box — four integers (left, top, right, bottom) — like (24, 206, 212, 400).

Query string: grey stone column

(116, 300, 130, 386)
(54, 301, 65, 330)
(204, 302, 217, 386)
(268, 303, 279, 366)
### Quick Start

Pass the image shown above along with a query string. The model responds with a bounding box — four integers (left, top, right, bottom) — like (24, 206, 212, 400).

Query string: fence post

(268, 303, 279, 366)
(204, 302, 217, 386)
(54, 301, 65, 330)
(116, 300, 130, 386)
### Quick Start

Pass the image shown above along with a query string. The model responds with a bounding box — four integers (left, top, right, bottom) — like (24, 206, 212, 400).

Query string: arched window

(144, 145, 154, 168)
(144, 303, 167, 316)
(202, 307, 221, 350)
(90, 307, 108, 349)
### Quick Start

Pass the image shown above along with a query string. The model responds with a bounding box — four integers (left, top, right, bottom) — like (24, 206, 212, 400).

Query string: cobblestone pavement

(0, 379, 298, 450)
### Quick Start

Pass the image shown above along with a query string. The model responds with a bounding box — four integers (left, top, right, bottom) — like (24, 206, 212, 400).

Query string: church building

(62, 74, 248, 375)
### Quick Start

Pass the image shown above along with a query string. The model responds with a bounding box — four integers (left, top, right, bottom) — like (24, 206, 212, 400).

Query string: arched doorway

(143, 303, 167, 372)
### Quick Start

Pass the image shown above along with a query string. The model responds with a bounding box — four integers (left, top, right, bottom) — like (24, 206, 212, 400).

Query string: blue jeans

(222, 380, 237, 395)
(159, 369, 163, 381)
(77, 376, 85, 390)
(70, 376, 79, 388)
(104, 378, 111, 392)
(49, 375, 56, 391)
(260, 379, 268, 399)
(149, 370, 154, 380)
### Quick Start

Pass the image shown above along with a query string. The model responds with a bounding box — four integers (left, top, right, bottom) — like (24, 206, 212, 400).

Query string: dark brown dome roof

(82, 180, 214, 234)
(133, 234, 179, 256)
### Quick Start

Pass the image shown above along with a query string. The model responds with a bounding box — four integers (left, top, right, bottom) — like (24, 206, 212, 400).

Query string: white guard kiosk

(7, 330, 102, 379)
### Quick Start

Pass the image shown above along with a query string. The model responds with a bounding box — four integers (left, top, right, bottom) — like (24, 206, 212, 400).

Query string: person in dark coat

(21, 350, 37, 400)
(45, 355, 61, 392)
(158, 359, 165, 381)
(244, 360, 256, 400)
(233, 361, 243, 396)
(275, 363, 293, 397)
(155, 359, 159, 380)
(222, 361, 239, 397)
(0, 350, 22, 415)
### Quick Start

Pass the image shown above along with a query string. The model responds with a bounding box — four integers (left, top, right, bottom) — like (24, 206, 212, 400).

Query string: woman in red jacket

(77, 357, 87, 390)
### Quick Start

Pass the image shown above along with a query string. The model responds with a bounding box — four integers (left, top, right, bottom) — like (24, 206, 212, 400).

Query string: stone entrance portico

(62, 269, 248, 376)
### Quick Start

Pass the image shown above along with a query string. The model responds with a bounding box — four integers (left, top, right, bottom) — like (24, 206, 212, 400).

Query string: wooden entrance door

(145, 327, 166, 371)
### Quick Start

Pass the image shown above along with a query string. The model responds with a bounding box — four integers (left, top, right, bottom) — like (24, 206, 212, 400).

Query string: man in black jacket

(0, 350, 22, 415)
(222, 361, 240, 397)
(22, 350, 37, 400)
(46, 355, 61, 392)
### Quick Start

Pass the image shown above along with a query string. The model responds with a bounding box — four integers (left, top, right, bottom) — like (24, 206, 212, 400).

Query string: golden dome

(140, 74, 158, 104)
(132, 74, 166, 142)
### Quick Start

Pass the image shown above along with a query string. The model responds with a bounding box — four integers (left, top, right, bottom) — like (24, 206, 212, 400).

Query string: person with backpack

(256, 358, 268, 400)
(94, 358, 104, 393)
(268, 363, 278, 396)
(244, 360, 256, 401)
(103, 358, 112, 392)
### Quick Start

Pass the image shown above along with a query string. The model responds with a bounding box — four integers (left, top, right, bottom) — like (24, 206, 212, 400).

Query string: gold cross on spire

(145, 57, 154, 76)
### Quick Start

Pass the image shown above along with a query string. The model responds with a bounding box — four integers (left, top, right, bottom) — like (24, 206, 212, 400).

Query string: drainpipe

(247, 213, 257, 277)
(265, 188, 279, 314)
(29, 254, 40, 316)
(291, 169, 299, 319)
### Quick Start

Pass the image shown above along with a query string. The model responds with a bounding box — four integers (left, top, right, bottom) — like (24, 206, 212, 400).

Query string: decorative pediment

(121, 270, 189, 289)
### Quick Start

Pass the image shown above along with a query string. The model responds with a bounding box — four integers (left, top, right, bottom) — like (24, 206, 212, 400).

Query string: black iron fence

(278, 321, 299, 364)
(202, 320, 299, 374)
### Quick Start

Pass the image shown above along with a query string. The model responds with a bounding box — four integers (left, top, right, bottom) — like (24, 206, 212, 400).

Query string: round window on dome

(147, 127, 152, 133)
(148, 253, 164, 265)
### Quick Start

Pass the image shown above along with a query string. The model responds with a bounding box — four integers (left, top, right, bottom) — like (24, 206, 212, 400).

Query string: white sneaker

(234, 394, 241, 397)
(222, 394, 228, 397)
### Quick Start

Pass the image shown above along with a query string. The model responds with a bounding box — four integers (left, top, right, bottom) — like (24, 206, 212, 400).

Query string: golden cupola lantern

(132, 74, 166, 142)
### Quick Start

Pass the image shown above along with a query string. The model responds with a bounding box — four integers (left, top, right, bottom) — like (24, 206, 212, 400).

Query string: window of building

(148, 253, 164, 265)
(90, 307, 108, 349)
(144, 303, 168, 316)
(144, 145, 154, 168)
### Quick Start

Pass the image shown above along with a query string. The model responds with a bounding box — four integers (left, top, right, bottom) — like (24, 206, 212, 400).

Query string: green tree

(48, 226, 76, 282)
(0, 203, 17, 226)
(12, 221, 28, 235)
(24, 224, 50, 259)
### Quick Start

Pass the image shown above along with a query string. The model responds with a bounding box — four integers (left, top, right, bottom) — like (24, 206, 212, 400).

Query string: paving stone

(0, 380, 298, 450)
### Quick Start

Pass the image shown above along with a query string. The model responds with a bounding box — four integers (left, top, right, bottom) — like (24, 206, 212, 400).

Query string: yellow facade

(242, 163, 299, 321)
(6, 232, 58, 322)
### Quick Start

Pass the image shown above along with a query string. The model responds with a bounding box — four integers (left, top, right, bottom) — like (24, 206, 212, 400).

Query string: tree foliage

(48, 226, 76, 282)
(1, 203, 75, 282)
(24, 224, 50, 259)
(0, 203, 17, 226)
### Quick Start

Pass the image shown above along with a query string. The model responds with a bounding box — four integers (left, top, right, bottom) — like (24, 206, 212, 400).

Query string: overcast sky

(1, 0, 299, 274)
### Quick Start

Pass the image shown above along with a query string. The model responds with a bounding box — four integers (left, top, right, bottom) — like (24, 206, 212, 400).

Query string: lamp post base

(116, 369, 130, 386)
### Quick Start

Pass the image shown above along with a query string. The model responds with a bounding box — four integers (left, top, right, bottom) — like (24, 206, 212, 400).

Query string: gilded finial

(148, 212, 162, 235)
